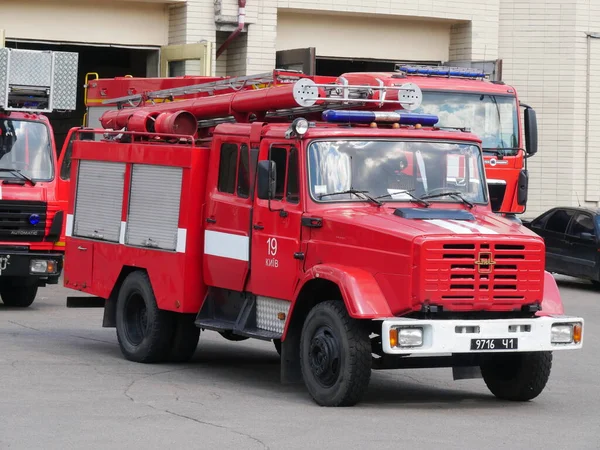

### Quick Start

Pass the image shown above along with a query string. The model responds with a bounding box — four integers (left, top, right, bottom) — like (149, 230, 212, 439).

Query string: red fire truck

(64, 72, 583, 407)
(84, 66, 534, 218)
(0, 48, 78, 307)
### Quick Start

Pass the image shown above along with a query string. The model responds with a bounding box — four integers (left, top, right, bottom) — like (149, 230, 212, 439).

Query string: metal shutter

(126, 164, 182, 251)
(73, 160, 126, 242)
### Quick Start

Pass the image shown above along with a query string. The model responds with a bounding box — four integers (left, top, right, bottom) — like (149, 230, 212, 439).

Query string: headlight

(390, 327, 423, 348)
(551, 323, 582, 344)
(30, 259, 57, 274)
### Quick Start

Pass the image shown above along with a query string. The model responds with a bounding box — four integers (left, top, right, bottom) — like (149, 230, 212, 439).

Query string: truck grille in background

(422, 240, 544, 309)
(0, 200, 47, 242)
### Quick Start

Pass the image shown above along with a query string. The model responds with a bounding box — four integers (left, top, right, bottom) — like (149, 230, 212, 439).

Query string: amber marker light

(573, 323, 582, 344)
(389, 328, 398, 347)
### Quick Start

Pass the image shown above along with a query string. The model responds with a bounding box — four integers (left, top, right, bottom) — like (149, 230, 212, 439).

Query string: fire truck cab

(64, 73, 583, 407)
(0, 48, 78, 307)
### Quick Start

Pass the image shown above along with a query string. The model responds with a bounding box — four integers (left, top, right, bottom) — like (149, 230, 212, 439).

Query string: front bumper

(0, 250, 63, 281)
(380, 316, 584, 354)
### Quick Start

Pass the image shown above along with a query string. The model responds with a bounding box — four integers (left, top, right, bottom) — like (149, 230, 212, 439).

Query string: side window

(531, 211, 552, 230)
(545, 209, 575, 234)
(271, 147, 288, 200)
(237, 144, 250, 198)
(60, 139, 74, 180)
(218, 143, 238, 194)
(567, 213, 595, 238)
(60, 130, 95, 181)
(287, 147, 299, 204)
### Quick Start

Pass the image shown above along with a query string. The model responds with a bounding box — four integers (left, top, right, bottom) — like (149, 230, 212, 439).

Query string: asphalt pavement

(0, 275, 598, 449)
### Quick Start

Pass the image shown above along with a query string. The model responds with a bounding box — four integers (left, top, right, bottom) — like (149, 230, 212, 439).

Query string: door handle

(77, 246, 87, 251)
(206, 217, 217, 224)
(253, 224, 264, 230)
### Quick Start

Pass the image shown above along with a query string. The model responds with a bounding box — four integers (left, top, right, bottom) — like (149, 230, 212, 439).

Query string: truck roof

(340, 72, 517, 96)
(215, 122, 483, 144)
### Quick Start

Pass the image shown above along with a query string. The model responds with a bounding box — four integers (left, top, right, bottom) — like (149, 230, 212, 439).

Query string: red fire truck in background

(342, 65, 537, 217)
(65, 72, 582, 407)
(0, 48, 78, 307)
(84, 65, 536, 218)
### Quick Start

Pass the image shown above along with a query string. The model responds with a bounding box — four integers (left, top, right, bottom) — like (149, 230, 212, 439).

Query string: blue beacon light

(322, 110, 439, 127)
(398, 65, 486, 79)
(29, 214, 40, 226)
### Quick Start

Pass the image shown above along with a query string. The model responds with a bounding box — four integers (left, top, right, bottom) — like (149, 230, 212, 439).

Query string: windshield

(0, 119, 54, 181)
(411, 91, 519, 156)
(308, 140, 487, 204)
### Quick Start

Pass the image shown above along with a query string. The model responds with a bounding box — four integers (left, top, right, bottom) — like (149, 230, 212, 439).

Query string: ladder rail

(102, 71, 309, 107)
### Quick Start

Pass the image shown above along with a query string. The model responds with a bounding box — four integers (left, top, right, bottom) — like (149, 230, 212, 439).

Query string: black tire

(168, 313, 200, 363)
(0, 282, 38, 308)
(480, 351, 552, 401)
(115, 271, 175, 363)
(300, 300, 372, 407)
(219, 330, 249, 342)
(273, 339, 281, 356)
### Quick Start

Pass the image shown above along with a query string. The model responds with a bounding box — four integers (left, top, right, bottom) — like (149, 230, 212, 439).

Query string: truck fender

(292, 264, 392, 320)
(279, 264, 392, 384)
(536, 271, 564, 316)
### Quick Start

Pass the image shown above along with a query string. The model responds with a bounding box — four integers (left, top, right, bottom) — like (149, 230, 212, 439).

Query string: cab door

(249, 142, 303, 300)
(203, 139, 253, 291)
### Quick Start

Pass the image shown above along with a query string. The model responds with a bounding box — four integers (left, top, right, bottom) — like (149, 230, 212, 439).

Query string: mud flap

(452, 366, 482, 380)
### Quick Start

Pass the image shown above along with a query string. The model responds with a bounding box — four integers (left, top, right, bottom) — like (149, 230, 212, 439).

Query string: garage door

(276, 12, 452, 62)
(1, 0, 169, 46)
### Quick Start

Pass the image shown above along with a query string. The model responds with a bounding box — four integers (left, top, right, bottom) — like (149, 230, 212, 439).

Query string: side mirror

(580, 232, 595, 242)
(257, 160, 276, 200)
(524, 107, 538, 157)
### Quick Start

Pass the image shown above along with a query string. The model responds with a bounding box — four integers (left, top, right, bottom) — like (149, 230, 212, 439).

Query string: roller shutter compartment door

(126, 164, 183, 251)
(73, 160, 126, 242)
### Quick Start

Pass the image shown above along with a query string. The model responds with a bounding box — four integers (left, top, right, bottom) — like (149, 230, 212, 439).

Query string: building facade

(1, 0, 599, 217)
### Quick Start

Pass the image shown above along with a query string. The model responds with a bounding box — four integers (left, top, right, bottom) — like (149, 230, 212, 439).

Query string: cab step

(195, 288, 290, 341)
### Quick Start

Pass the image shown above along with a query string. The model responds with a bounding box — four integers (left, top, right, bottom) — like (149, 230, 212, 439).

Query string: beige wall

(177, 0, 501, 76)
(276, 12, 452, 61)
(499, 0, 600, 217)
(1, 0, 169, 46)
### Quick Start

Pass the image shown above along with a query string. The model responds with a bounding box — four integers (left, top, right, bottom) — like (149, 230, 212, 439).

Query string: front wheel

(300, 300, 372, 407)
(480, 351, 552, 401)
(0, 280, 38, 308)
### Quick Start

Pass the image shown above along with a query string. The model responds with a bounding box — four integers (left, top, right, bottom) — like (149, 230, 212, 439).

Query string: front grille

(421, 239, 544, 310)
(0, 200, 47, 242)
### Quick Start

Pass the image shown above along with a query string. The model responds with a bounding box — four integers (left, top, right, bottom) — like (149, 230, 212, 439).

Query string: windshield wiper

(0, 168, 36, 186)
(419, 191, 474, 208)
(319, 189, 383, 206)
(375, 190, 430, 207)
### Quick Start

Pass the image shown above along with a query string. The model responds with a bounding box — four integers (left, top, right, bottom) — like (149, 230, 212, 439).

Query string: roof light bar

(396, 65, 486, 79)
(322, 110, 439, 126)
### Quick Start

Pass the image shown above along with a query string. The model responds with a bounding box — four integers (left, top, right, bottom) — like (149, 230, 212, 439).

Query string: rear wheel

(115, 271, 174, 363)
(168, 313, 200, 363)
(300, 300, 372, 407)
(480, 351, 552, 401)
(0, 279, 38, 308)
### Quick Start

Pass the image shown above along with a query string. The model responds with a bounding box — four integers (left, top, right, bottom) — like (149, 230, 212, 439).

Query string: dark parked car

(523, 206, 600, 285)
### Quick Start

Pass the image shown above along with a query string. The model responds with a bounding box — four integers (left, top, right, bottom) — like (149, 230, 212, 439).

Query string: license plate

(470, 338, 518, 350)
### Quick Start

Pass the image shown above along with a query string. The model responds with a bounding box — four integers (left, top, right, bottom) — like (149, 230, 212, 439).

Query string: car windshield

(411, 91, 519, 155)
(308, 140, 487, 204)
(0, 119, 54, 181)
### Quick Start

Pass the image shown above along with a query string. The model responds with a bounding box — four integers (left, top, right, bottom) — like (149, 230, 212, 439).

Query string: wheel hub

(308, 326, 341, 388)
